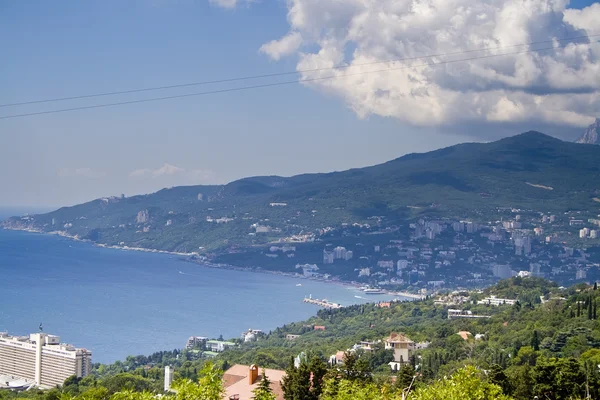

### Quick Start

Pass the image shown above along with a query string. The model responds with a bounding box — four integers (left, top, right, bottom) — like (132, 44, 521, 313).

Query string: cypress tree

(577, 302, 581, 317)
(531, 330, 540, 351)
(396, 365, 416, 390)
(308, 356, 327, 400)
(252, 369, 276, 400)
(589, 298, 594, 320)
(594, 302, 597, 320)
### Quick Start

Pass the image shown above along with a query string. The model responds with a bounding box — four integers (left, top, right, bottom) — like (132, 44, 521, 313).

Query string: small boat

(296, 283, 302, 287)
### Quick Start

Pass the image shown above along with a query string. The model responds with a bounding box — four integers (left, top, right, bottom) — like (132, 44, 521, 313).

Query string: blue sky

(1, 0, 598, 207)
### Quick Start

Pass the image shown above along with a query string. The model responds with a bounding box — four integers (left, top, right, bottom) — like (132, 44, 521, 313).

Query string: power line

(0, 41, 597, 121)
(0, 33, 598, 108)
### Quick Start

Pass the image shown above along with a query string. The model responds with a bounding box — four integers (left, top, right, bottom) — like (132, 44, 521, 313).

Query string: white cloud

(153, 163, 185, 177)
(209, 0, 254, 9)
(260, 0, 600, 127)
(129, 163, 215, 182)
(129, 163, 184, 178)
(58, 167, 106, 179)
(259, 32, 303, 61)
(564, 3, 600, 33)
(128, 168, 152, 179)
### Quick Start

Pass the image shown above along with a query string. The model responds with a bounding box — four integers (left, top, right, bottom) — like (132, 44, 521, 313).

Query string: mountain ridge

(3, 131, 600, 253)
(575, 118, 600, 145)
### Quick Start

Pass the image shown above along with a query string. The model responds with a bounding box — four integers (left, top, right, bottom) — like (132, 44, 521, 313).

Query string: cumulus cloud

(564, 3, 600, 32)
(260, 0, 600, 127)
(260, 32, 303, 61)
(129, 163, 184, 178)
(58, 167, 106, 179)
(129, 163, 215, 181)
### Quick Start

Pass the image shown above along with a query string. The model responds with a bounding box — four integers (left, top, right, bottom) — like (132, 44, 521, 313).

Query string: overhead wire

(0, 36, 598, 120)
(0, 33, 598, 109)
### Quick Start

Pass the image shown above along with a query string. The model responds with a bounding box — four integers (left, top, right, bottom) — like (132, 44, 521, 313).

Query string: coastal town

(209, 206, 600, 294)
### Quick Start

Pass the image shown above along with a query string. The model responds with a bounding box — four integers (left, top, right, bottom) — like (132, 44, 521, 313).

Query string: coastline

(1, 226, 419, 300)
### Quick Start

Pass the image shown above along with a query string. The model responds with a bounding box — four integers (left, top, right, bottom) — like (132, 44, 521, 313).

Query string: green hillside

(3, 131, 600, 253)
(5, 278, 600, 400)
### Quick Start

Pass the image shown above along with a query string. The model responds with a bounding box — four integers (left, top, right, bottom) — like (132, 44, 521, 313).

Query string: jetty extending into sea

(303, 296, 342, 309)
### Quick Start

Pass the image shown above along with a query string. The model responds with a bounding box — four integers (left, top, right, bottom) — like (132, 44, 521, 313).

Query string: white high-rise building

(580, 228, 590, 238)
(514, 234, 532, 255)
(466, 222, 479, 234)
(492, 264, 515, 280)
(333, 246, 347, 259)
(323, 250, 334, 264)
(397, 260, 409, 270)
(591, 230, 598, 239)
(0, 332, 91, 388)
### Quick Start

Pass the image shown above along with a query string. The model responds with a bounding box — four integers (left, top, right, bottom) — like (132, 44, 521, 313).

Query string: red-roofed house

(385, 333, 415, 370)
(222, 364, 285, 400)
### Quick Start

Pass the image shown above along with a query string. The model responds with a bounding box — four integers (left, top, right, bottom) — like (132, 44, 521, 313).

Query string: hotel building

(0, 332, 92, 388)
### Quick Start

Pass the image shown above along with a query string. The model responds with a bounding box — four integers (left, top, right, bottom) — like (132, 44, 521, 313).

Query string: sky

(1, 0, 599, 208)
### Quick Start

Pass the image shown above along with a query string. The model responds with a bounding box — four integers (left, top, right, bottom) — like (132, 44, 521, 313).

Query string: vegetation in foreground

(3, 278, 600, 399)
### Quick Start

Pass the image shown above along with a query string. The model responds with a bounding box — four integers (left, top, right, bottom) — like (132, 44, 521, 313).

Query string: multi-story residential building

(323, 250, 334, 264)
(241, 329, 263, 343)
(396, 260, 409, 270)
(514, 235, 532, 255)
(333, 246, 347, 260)
(0, 332, 91, 388)
(477, 296, 516, 306)
(377, 260, 395, 269)
(492, 264, 515, 280)
(452, 222, 464, 232)
(580, 228, 590, 238)
(466, 222, 479, 234)
(206, 340, 236, 353)
(384, 332, 415, 366)
(185, 336, 208, 350)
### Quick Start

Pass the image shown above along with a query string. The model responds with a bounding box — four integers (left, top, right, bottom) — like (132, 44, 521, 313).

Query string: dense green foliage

(4, 278, 600, 399)
(4, 132, 600, 252)
(252, 369, 276, 400)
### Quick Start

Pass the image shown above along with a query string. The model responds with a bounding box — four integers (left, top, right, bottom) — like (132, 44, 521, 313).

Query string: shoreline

(2, 226, 419, 300)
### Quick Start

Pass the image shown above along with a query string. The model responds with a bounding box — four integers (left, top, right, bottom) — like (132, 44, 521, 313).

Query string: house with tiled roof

(384, 333, 415, 371)
(222, 364, 285, 400)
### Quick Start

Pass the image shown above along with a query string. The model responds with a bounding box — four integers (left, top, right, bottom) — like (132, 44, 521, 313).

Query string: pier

(303, 296, 342, 309)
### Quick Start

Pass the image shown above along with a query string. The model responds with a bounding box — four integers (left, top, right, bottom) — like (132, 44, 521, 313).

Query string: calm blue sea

(0, 226, 398, 363)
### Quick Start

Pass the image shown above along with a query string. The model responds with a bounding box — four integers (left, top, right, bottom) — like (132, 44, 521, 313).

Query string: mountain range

(3, 130, 600, 253)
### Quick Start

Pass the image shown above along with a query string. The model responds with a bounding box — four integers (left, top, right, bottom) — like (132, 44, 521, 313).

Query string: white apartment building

(477, 296, 516, 306)
(0, 332, 91, 388)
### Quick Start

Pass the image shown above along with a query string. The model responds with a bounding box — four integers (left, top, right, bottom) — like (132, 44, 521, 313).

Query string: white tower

(164, 366, 174, 392)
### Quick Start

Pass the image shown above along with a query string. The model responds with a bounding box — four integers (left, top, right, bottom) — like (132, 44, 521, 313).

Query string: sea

(0, 210, 401, 363)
